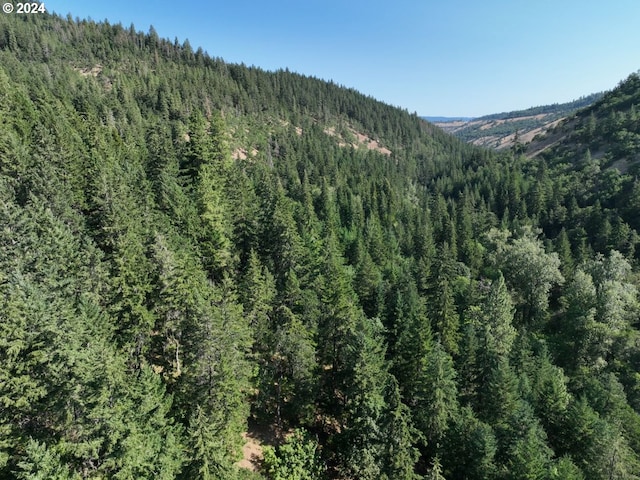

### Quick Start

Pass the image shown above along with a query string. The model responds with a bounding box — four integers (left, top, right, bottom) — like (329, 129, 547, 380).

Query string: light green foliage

(15, 440, 78, 480)
(426, 456, 447, 480)
(262, 429, 324, 480)
(587, 251, 639, 337)
(561, 251, 640, 370)
(489, 227, 564, 323)
(549, 456, 585, 480)
(188, 111, 234, 273)
(588, 419, 640, 480)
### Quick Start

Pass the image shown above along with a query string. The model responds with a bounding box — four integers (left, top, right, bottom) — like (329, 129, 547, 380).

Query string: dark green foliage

(1, 12, 640, 479)
(441, 406, 497, 479)
(378, 378, 421, 480)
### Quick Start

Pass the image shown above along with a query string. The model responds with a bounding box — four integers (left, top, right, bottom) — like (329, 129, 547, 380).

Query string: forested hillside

(1, 13, 640, 480)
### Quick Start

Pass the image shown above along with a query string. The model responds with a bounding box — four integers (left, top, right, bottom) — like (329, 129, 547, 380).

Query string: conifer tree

(442, 406, 497, 480)
(417, 341, 459, 454)
(338, 316, 390, 479)
(3, 13, 640, 480)
(379, 378, 420, 480)
(315, 234, 362, 415)
(386, 274, 432, 399)
(427, 243, 460, 355)
(180, 277, 253, 478)
(531, 349, 571, 450)
(481, 273, 517, 359)
(426, 456, 447, 480)
(186, 111, 234, 274)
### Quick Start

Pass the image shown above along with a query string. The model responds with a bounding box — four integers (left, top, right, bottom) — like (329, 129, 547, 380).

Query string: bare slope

(428, 93, 603, 150)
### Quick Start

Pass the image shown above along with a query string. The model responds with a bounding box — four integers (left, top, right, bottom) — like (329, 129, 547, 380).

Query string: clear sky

(48, 0, 640, 117)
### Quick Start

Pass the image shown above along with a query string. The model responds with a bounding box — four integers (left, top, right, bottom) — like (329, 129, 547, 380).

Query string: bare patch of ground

(236, 422, 286, 473)
(237, 431, 264, 472)
(324, 126, 391, 155)
(74, 65, 102, 77)
(353, 131, 392, 155)
(232, 147, 258, 160)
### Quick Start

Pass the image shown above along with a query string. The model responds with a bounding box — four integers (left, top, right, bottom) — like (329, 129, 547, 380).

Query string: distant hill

(430, 93, 603, 150)
(422, 116, 474, 123)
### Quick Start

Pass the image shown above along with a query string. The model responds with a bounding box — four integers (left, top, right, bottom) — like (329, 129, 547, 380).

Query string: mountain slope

(528, 72, 640, 168)
(431, 93, 603, 150)
(1, 12, 640, 480)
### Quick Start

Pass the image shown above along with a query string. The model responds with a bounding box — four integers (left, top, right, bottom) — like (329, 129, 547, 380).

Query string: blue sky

(48, 0, 640, 117)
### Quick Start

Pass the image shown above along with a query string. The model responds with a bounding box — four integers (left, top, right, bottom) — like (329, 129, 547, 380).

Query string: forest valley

(2, 12, 640, 480)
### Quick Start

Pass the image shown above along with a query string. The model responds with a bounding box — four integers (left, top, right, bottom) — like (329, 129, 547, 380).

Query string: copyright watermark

(2, 3, 46, 13)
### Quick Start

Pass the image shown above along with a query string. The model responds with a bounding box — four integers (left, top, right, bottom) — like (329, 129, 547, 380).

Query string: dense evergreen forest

(1, 12, 640, 479)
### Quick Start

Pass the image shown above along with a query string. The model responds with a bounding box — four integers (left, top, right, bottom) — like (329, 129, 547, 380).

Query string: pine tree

(181, 277, 253, 478)
(479, 357, 520, 426)
(426, 456, 447, 480)
(531, 349, 571, 450)
(189, 111, 234, 275)
(442, 406, 497, 479)
(549, 456, 585, 480)
(506, 416, 553, 480)
(241, 249, 276, 345)
(315, 235, 361, 415)
(481, 273, 517, 359)
(379, 378, 420, 480)
(555, 228, 574, 277)
(427, 243, 460, 355)
(387, 276, 433, 406)
(338, 317, 389, 479)
(417, 341, 458, 454)
(268, 308, 316, 427)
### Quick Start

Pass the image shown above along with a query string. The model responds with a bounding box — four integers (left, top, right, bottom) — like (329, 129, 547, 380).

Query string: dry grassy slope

(432, 93, 602, 151)
(434, 113, 566, 151)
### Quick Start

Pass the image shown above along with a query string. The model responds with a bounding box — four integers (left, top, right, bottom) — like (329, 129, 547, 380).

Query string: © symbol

(2, 3, 13, 13)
